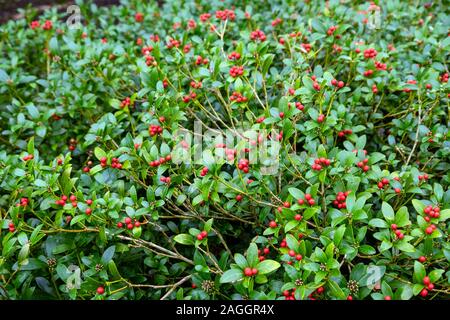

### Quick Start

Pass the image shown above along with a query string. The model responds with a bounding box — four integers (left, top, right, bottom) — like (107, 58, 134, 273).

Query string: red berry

(85, 208, 92, 215)
(86, 199, 93, 205)
(201, 231, 208, 238)
(236, 194, 243, 201)
(295, 254, 303, 261)
(294, 214, 302, 221)
(283, 201, 290, 208)
(317, 287, 324, 294)
(70, 195, 76, 201)
(420, 289, 428, 297)
(288, 250, 295, 257)
(96, 286, 105, 295)
(196, 234, 203, 241)
(125, 217, 132, 224)
(384, 296, 391, 300)
(269, 221, 277, 228)
(423, 276, 430, 285)
(251, 268, 258, 275)
(427, 283, 434, 290)
(117, 222, 123, 228)
(418, 256, 426, 263)
(391, 224, 397, 230)
(127, 223, 133, 230)
(425, 227, 433, 235)
(244, 267, 253, 277)
(347, 295, 353, 301)
(134, 221, 141, 227)
(263, 248, 270, 255)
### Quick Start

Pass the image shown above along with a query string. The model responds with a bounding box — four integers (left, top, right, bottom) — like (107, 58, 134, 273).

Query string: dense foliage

(0, 0, 449, 300)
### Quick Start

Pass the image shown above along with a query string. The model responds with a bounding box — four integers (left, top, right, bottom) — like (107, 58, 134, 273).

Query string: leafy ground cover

(0, 0, 449, 300)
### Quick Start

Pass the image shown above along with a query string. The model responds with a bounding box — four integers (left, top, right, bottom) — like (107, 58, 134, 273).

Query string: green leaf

(285, 220, 299, 233)
(220, 268, 243, 283)
(256, 259, 281, 275)
(413, 261, 426, 283)
(412, 199, 425, 214)
(429, 269, 444, 283)
(94, 147, 107, 161)
(234, 253, 247, 269)
(369, 218, 388, 228)
(204, 218, 213, 232)
(395, 207, 410, 227)
(381, 202, 395, 221)
(395, 241, 416, 253)
(327, 280, 346, 299)
(288, 187, 304, 199)
(246, 243, 259, 267)
(101, 245, 115, 264)
(173, 234, 194, 245)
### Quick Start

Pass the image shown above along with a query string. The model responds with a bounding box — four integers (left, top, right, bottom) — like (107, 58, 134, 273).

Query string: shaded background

(0, 0, 123, 24)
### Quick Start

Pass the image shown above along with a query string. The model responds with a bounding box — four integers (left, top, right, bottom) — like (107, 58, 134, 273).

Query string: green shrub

(0, 0, 449, 300)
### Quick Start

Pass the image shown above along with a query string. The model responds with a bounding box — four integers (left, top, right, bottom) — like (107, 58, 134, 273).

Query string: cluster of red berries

(82, 160, 93, 173)
(439, 72, 448, 83)
(271, 18, 282, 27)
(403, 79, 417, 93)
(333, 191, 350, 209)
(16, 197, 29, 207)
(257, 247, 270, 262)
(308, 286, 325, 300)
(338, 129, 352, 138)
(229, 66, 244, 77)
(256, 116, 265, 123)
(377, 178, 390, 189)
(190, 81, 202, 89)
(120, 97, 131, 108)
(230, 91, 247, 103)
(215, 9, 235, 21)
(363, 69, 374, 77)
(363, 48, 377, 59)
(150, 155, 171, 167)
(372, 84, 378, 93)
(227, 51, 241, 60)
(187, 19, 197, 29)
(390, 224, 405, 240)
(357, 158, 370, 172)
(250, 29, 266, 42)
(311, 157, 331, 171)
(423, 205, 440, 220)
(375, 61, 387, 70)
(418, 174, 429, 181)
(302, 43, 312, 52)
(330, 79, 345, 88)
(200, 167, 209, 177)
(8, 222, 16, 233)
(149, 124, 163, 136)
(283, 289, 296, 300)
(196, 230, 208, 240)
(160, 176, 171, 184)
(110, 158, 122, 169)
(297, 193, 315, 206)
(68, 138, 77, 152)
(183, 43, 191, 53)
(420, 276, 435, 297)
(312, 77, 321, 91)
(149, 34, 159, 42)
(23, 154, 34, 161)
(237, 158, 250, 173)
(327, 25, 337, 36)
(135, 12, 144, 22)
(182, 91, 197, 103)
(287, 247, 303, 261)
(332, 44, 342, 53)
(55, 194, 77, 207)
(199, 13, 211, 22)
(117, 217, 141, 230)
(166, 38, 180, 49)
(244, 267, 258, 277)
(317, 114, 325, 123)
(195, 55, 209, 65)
